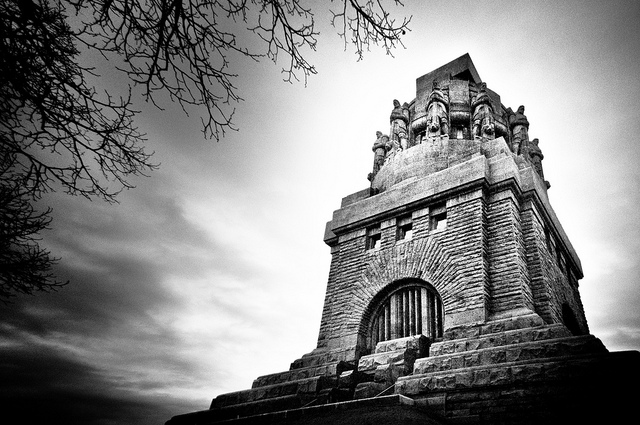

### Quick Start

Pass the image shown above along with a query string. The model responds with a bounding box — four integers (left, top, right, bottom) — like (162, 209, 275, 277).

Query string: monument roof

(416, 53, 481, 97)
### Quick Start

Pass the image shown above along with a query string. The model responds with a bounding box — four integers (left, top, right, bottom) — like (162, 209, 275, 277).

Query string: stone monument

(167, 54, 639, 425)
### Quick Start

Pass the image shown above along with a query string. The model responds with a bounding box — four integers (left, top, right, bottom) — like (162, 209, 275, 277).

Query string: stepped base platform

(166, 394, 445, 425)
(167, 315, 640, 425)
(396, 350, 640, 424)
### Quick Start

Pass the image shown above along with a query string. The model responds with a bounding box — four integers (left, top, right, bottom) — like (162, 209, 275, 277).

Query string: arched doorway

(366, 280, 444, 352)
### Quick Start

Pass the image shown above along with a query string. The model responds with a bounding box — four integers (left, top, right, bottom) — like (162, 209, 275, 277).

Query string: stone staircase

(199, 336, 433, 422)
(394, 314, 616, 423)
(406, 315, 605, 383)
(208, 375, 335, 421)
(415, 327, 603, 375)
(168, 314, 638, 425)
(250, 345, 357, 389)
(198, 346, 358, 422)
(351, 335, 430, 398)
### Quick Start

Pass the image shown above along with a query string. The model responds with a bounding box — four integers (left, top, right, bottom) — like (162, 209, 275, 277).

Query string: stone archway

(355, 236, 464, 331)
(363, 279, 443, 353)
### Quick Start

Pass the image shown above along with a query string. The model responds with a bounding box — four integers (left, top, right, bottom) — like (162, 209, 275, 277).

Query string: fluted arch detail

(362, 237, 461, 302)
(354, 236, 466, 344)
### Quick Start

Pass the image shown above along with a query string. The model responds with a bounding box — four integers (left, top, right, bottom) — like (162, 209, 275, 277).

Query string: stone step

(443, 313, 546, 341)
(397, 351, 614, 396)
(357, 335, 430, 386)
(374, 334, 430, 355)
(414, 334, 606, 375)
(358, 348, 413, 374)
(429, 323, 571, 357)
(289, 346, 357, 370)
(170, 394, 448, 425)
(252, 362, 341, 388)
(211, 375, 336, 410)
(207, 395, 303, 422)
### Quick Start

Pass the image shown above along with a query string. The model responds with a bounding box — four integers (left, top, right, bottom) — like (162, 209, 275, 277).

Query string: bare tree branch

(70, 0, 410, 139)
(330, 0, 411, 60)
(1, 0, 156, 202)
(0, 0, 410, 299)
(0, 156, 67, 303)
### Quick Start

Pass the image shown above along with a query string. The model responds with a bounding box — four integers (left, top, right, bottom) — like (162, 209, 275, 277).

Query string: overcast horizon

(2, 1, 640, 424)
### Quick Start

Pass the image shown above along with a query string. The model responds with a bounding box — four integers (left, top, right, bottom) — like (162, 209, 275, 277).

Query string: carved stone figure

(509, 105, 529, 154)
(390, 100, 410, 150)
(471, 83, 495, 139)
(528, 138, 550, 188)
(426, 81, 449, 138)
(368, 131, 391, 181)
(528, 138, 544, 176)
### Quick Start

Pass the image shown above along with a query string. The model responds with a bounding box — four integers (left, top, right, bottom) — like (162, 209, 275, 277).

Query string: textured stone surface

(374, 334, 429, 355)
(353, 382, 389, 400)
(167, 395, 446, 425)
(431, 323, 571, 356)
(414, 334, 606, 375)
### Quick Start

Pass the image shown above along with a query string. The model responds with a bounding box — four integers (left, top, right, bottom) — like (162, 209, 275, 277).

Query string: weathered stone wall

(521, 201, 553, 321)
(432, 195, 487, 326)
(316, 188, 492, 356)
(521, 197, 589, 334)
(486, 190, 533, 316)
(316, 136, 589, 360)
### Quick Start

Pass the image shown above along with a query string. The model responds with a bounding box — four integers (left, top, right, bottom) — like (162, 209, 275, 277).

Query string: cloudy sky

(2, 1, 640, 424)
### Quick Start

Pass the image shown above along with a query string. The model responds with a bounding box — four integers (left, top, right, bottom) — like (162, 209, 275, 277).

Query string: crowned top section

(416, 53, 481, 98)
(367, 53, 550, 195)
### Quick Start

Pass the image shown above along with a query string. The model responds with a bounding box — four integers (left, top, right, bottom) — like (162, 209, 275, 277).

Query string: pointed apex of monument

(416, 53, 481, 97)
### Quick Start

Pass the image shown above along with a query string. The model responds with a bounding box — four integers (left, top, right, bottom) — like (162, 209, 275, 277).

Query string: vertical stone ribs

(371, 285, 443, 348)
(521, 203, 552, 322)
(487, 194, 532, 316)
(433, 197, 487, 324)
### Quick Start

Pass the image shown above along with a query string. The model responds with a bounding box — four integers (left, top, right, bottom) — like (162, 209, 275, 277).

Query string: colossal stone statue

(471, 83, 495, 139)
(368, 131, 391, 181)
(508, 105, 529, 154)
(529, 138, 544, 176)
(390, 99, 410, 150)
(528, 138, 550, 188)
(426, 81, 449, 138)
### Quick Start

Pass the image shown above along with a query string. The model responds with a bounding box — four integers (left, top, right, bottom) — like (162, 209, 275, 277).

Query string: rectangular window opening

(366, 225, 382, 250)
(396, 215, 413, 242)
(429, 203, 447, 232)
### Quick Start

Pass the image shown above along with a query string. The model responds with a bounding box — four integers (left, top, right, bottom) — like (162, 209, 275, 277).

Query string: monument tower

(168, 54, 638, 425)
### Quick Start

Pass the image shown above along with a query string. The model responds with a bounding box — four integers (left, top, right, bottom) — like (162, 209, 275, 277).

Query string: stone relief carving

(372, 82, 546, 192)
(508, 105, 529, 155)
(426, 81, 449, 138)
(471, 83, 495, 139)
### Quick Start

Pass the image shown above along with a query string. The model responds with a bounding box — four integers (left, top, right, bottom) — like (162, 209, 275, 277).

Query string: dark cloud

(0, 251, 203, 425)
(0, 342, 202, 425)
(0, 176, 236, 424)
